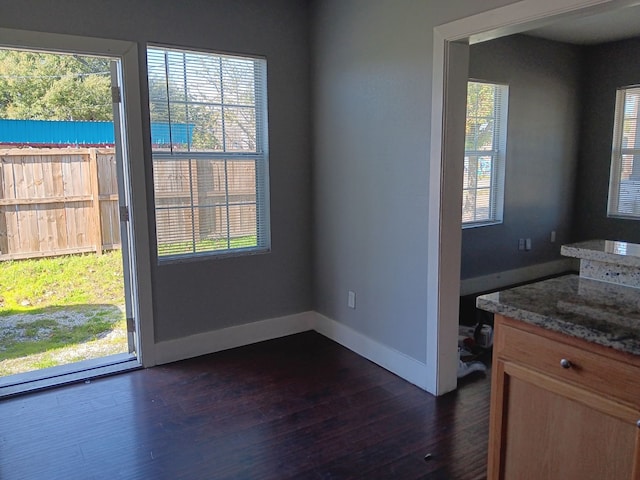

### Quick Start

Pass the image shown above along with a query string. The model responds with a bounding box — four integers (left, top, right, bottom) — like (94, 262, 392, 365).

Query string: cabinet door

(488, 360, 640, 480)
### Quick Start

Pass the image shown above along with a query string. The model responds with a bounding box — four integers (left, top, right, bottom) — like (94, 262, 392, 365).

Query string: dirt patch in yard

(0, 305, 127, 376)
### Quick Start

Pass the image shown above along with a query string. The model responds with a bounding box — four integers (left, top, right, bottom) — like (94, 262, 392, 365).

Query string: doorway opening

(429, 0, 630, 394)
(0, 46, 140, 396)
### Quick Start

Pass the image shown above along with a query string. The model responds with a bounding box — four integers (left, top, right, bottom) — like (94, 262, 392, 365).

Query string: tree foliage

(147, 48, 258, 152)
(465, 81, 496, 151)
(0, 49, 112, 121)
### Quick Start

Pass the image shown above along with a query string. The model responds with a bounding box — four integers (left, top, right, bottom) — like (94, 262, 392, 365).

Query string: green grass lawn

(0, 252, 124, 311)
(157, 235, 257, 257)
(0, 251, 127, 376)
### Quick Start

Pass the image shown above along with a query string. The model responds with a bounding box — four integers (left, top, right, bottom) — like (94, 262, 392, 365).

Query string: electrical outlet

(525, 238, 532, 251)
(518, 238, 525, 251)
(348, 291, 356, 309)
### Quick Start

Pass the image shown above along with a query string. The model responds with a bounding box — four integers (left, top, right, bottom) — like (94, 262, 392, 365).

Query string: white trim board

(153, 312, 315, 365)
(460, 259, 578, 296)
(313, 313, 429, 391)
(153, 311, 429, 392)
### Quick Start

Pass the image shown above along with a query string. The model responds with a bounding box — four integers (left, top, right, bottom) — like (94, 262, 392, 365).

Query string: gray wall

(0, 0, 312, 341)
(574, 37, 640, 244)
(311, 0, 516, 362)
(462, 35, 583, 280)
(1, 0, 532, 365)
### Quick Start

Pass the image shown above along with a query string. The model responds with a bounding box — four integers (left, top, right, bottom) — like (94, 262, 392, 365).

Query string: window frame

(462, 80, 509, 229)
(147, 44, 271, 263)
(608, 85, 640, 220)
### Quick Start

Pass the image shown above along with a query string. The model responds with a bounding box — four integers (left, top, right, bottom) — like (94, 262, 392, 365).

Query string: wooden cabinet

(488, 314, 640, 480)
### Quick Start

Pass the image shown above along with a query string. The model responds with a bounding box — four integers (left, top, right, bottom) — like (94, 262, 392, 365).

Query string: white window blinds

(462, 81, 508, 227)
(147, 46, 270, 259)
(608, 86, 640, 219)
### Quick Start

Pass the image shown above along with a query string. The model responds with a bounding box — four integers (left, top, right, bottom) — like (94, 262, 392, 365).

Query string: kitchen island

(477, 240, 640, 479)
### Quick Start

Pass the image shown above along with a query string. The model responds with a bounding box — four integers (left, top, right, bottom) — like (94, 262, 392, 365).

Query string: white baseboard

(460, 258, 577, 296)
(312, 313, 429, 391)
(152, 310, 430, 392)
(153, 311, 315, 365)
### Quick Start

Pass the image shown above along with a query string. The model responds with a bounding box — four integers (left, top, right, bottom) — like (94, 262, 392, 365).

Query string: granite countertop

(561, 239, 640, 268)
(477, 274, 640, 356)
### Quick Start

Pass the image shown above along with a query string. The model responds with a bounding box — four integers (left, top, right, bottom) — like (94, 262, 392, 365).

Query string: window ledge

(462, 220, 503, 229)
(157, 246, 271, 265)
(607, 213, 640, 221)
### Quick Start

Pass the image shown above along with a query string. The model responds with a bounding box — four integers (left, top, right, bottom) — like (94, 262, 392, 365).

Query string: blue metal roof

(0, 119, 193, 146)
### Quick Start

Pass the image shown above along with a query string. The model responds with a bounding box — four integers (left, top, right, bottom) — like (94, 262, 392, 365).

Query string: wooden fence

(0, 148, 120, 260)
(153, 158, 258, 247)
(0, 147, 259, 261)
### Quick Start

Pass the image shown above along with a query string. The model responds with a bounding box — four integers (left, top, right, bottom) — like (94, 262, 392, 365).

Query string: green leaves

(465, 81, 497, 152)
(0, 49, 112, 121)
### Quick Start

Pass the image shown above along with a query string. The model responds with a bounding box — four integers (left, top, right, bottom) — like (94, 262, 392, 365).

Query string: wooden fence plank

(41, 155, 56, 251)
(80, 153, 93, 250)
(35, 157, 49, 252)
(13, 156, 36, 253)
(3, 158, 18, 253)
(100, 201, 118, 250)
(67, 155, 83, 249)
(60, 154, 74, 250)
(0, 160, 7, 254)
(97, 152, 119, 248)
(88, 149, 103, 255)
(51, 158, 68, 250)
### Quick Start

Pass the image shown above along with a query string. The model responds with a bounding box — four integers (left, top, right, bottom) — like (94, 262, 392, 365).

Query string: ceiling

(526, 4, 640, 45)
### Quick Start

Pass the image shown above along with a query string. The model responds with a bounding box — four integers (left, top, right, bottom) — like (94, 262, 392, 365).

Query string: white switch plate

(348, 291, 356, 309)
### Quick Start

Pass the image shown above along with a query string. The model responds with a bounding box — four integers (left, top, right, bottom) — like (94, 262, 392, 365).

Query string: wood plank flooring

(0, 332, 491, 479)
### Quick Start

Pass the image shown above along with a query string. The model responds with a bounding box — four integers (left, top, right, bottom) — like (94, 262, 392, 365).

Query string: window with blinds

(608, 86, 640, 219)
(147, 46, 270, 260)
(462, 81, 508, 228)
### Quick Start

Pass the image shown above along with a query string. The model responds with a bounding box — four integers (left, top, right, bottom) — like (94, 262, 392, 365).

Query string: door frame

(427, 0, 627, 395)
(0, 27, 156, 369)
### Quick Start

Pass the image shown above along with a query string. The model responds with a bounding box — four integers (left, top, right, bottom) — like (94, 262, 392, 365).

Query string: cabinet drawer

(495, 321, 640, 408)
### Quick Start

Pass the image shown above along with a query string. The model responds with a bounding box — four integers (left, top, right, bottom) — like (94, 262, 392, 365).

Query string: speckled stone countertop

(477, 274, 640, 356)
(561, 239, 640, 268)
(561, 240, 640, 288)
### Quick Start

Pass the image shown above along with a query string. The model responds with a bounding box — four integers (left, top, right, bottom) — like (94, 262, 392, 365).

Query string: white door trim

(0, 27, 156, 367)
(427, 0, 623, 395)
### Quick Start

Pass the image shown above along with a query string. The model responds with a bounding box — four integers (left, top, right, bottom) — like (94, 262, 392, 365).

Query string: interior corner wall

(310, 0, 519, 364)
(461, 34, 582, 282)
(0, 0, 313, 342)
(574, 37, 640, 244)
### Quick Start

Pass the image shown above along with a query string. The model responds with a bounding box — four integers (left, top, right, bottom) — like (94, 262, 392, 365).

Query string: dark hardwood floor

(0, 332, 491, 479)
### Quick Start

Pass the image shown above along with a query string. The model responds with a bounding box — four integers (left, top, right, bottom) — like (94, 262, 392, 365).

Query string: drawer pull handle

(637, 420, 640, 429)
(560, 358, 572, 369)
